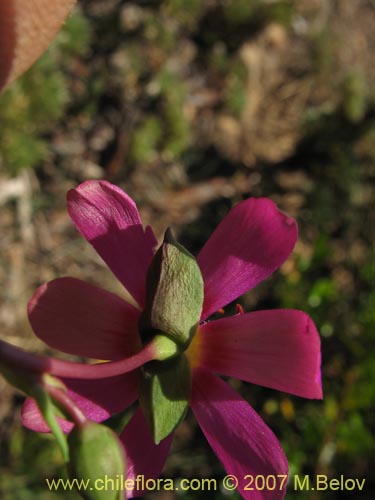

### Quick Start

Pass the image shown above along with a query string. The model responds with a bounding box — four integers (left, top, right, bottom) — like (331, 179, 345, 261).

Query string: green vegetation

(0, 11, 90, 175)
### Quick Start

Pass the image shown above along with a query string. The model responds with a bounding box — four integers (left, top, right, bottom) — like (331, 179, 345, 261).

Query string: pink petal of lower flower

(67, 180, 157, 308)
(197, 198, 297, 319)
(198, 310, 322, 399)
(120, 407, 173, 498)
(28, 277, 141, 360)
(22, 371, 139, 433)
(191, 368, 288, 500)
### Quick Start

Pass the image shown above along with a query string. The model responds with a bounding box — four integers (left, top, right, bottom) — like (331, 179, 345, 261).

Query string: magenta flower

(23, 180, 322, 500)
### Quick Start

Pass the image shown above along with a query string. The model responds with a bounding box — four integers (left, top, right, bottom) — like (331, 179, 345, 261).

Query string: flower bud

(68, 422, 126, 500)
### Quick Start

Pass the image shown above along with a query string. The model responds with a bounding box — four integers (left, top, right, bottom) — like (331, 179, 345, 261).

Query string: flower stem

(0, 338, 50, 373)
(46, 384, 87, 427)
(0, 337, 157, 381)
(47, 342, 156, 379)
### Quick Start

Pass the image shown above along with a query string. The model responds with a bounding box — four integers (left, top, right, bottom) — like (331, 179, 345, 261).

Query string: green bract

(139, 229, 203, 443)
(68, 422, 126, 500)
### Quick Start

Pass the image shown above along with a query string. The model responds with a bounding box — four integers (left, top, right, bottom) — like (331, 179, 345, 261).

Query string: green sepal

(140, 228, 204, 348)
(68, 422, 126, 500)
(139, 354, 191, 444)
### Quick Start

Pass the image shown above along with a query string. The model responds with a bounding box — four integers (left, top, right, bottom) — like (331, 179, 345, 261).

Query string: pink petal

(197, 198, 297, 319)
(191, 368, 288, 500)
(22, 371, 139, 433)
(120, 407, 173, 498)
(67, 180, 157, 308)
(28, 277, 141, 360)
(197, 310, 322, 399)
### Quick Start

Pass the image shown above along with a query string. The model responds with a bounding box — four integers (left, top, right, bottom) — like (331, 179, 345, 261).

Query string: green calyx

(140, 228, 204, 350)
(138, 229, 203, 444)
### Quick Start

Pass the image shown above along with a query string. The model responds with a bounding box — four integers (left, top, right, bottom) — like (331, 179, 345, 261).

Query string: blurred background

(0, 0, 374, 498)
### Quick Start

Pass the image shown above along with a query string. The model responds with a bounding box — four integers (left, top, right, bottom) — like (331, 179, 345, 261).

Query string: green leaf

(140, 228, 204, 348)
(139, 354, 191, 444)
(68, 422, 126, 500)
